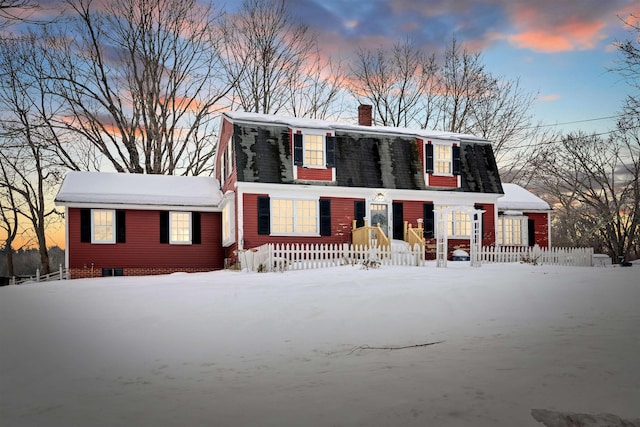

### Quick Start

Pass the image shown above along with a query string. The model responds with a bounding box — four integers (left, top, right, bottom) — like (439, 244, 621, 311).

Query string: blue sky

(279, 0, 638, 135)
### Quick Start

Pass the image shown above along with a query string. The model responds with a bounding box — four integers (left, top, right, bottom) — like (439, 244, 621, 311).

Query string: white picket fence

(238, 242, 426, 272)
(11, 264, 70, 285)
(479, 246, 594, 267)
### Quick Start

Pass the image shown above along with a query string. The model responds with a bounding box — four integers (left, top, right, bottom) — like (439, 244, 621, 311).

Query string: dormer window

(293, 131, 336, 169)
(425, 141, 461, 176)
(304, 134, 324, 167)
(435, 144, 452, 174)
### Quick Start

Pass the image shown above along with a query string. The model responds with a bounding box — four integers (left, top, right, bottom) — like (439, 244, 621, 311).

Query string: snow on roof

(55, 171, 222, 208)
(224, 111, 489, 143)
(498, 183, 550, 211)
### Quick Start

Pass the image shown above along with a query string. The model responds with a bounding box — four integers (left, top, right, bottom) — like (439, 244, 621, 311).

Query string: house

(216, 106, 506, 263)
(55, 107, 552, 278)
(54, 172, 225, 278)
(497, 183, 552, 248)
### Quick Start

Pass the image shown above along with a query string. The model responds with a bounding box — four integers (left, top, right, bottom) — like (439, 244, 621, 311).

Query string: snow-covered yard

(1, 262, 639, 426)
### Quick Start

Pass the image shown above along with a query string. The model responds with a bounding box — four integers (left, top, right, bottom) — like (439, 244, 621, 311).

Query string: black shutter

(528, 219, 535, 247)
(258, 196, 270, 235)
(425, 143, 434, 174)
(80, 209, 91, 242)
(192, 212, 201, 244)
(354, 200, 366, 228)
(293, 133, 303, 166)
(392, 202, 404, 240)
(319, 199, 331, 236)
(474, 204, 484, 241)
(325, 136, 336, 168)
(452, 145, 461, 175)
(160, 211, 169, 244)
(423, 203, 434, 238)
(116, 210, 126, 243)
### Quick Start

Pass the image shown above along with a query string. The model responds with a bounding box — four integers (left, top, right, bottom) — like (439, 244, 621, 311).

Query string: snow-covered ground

(1, 262, 638, 426)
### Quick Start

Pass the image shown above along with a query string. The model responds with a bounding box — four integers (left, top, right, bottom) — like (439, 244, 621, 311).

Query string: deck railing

(351, 219, 390, 249)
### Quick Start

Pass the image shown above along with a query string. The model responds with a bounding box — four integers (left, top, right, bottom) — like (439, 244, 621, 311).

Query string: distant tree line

(0, 0, 638, 274)
(0, 246, 64, 278)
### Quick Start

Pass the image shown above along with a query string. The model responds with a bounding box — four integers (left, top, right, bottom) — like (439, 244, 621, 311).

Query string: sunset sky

(273, 0, 638, 134)
(4, 0, 639, 250)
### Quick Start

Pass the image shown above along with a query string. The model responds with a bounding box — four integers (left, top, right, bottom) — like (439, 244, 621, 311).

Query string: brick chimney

(358, 104, 372, 126)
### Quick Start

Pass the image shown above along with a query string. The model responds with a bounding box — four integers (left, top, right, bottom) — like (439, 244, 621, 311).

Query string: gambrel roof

(224, 111, 503, 194)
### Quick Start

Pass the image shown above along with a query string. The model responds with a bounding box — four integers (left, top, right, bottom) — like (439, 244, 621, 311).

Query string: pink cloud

(540, 94, 561, 102)
(508, 21, 607, 53)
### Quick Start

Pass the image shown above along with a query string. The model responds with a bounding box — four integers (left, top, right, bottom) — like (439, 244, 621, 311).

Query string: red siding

(481, 204, 496, 246)
(242, 193, 357, 249)
(218, 118, 237, 194)
(68, 208, 224, 278)
(297, 166, 333, 181)
(528, 212, 549, 248)
(428, 174, 458, 188)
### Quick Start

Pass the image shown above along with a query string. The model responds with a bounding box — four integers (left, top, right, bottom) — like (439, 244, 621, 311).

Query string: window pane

(435, 145, 451, 174)
(304, 135, 324, 166)
(295, 200, 317, 233)
(171, 212, 191, 243)
(272, 200, 294, 233)
(93, 210, 114, 242)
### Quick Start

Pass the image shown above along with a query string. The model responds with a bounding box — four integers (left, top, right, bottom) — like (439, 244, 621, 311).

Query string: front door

(370, 203, 390, 237)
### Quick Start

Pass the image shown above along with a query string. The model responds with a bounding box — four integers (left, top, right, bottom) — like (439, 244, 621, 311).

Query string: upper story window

(304, 135, 324, 167)
(293, 131, 336, 169)
(435, 144, 452, 174)
(92, 209, 115, 243)
(220, 137, 233, 186)
(425, 142, 461, 176)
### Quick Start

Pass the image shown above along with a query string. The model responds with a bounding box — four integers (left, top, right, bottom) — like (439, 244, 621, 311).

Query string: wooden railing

(351, 219, 390, 249)
(404, 221, 425, 251)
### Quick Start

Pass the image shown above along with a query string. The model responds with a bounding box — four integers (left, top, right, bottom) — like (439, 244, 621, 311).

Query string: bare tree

(0, 159, 22, 277)
(534, 132, 639, 260)
(288, 48, 346, 120)
(28, 0, 234, 175)
(349, 38, 438, 128)
(221, 0, 316, 115)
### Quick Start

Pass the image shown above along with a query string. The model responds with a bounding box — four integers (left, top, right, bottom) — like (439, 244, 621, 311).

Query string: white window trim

(170, 211, 192, 245)
(497, 214, 528, 246)
(226, 140, 233, 177)
(433, 142, 453, 177)
(303, 134, 327, 169)
(91, 209, 116, 244)
(221, 195, 236, 247)
(436, 205, 471, 238)
(270, 197, 320, 237)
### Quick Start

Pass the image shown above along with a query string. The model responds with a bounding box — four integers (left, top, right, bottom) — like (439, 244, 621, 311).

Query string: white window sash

(91, 209, 116, 244)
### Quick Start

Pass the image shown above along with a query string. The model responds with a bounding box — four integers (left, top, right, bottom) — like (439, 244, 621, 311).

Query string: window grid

(93, 210, 115, 243)
(170, 212, 191, 243)
(498, 217, 524, 245)
(304, 135, 324, 167)
(435, 145, 452, 174)
(436, 206, 470, 237)
(271, 199, 318, 234)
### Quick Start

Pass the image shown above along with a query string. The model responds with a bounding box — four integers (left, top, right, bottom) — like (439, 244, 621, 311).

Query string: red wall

(242, 193, 358, 248)
(241, 195, 497, 256)
(428, 174, 458, 187)
(218, 118, 237, 194)
(528, 212, 549, 248)
(68, 208, 224, 278)
(297, 167, 333, 181)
